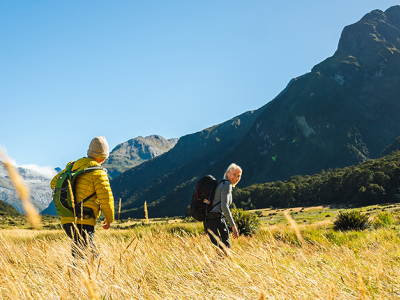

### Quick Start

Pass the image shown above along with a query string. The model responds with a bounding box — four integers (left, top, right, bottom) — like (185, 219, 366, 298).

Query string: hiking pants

(62, 223, 97, 259)
(205, 212, 231, 249)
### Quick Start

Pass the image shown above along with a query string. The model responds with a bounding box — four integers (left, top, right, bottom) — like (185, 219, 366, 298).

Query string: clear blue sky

(1, 1, 398, 169)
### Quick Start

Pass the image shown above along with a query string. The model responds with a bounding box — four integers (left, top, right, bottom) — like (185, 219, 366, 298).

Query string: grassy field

(1, 204, 400, 299)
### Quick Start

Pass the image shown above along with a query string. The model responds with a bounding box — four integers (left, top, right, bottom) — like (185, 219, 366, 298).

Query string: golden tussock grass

(0, 223, 400, 299)
(283, 210, 305, 245)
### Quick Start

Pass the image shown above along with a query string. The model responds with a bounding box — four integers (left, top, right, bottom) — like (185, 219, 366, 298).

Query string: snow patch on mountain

(296, 116, 316, 137)
(0, 162, 56, 213)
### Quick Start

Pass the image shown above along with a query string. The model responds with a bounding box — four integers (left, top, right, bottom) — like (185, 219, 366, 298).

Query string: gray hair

(223, 163, 242, 180)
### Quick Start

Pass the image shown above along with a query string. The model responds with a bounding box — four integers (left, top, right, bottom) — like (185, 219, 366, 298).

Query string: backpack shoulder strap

(209, 179, 229, 210)
(78, 191, 97, 205)
(83, 165, 105, 173)
(71, 165, 105, 176)
(65, 161, 76, 175)
(74, 166, 107, 205)
(69, 164, 104, 203)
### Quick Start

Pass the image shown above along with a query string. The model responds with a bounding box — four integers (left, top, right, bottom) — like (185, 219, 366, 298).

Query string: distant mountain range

(111, 5, 400, 219)
(103, 135, 178, 178)
(0, 163, 56, 213)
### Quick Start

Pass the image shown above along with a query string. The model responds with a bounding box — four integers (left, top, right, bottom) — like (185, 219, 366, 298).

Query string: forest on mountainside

(234, 151, 400, 210)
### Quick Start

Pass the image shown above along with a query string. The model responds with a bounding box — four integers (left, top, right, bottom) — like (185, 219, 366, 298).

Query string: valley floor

(1, 204, 400, 299)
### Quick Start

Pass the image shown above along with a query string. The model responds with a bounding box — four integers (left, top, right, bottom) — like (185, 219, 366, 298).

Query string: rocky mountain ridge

(0, 163, 56, 213)
(103, 135, 178, 178)
(111, 5, 400, 218)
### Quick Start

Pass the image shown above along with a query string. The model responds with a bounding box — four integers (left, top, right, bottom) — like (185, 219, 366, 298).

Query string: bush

(182, 216, 197, 223)
(333, 210, 371, 231)
(232, 209, 260, 236)
(254, 211, 263, 217)
(373, 212, 393, 228)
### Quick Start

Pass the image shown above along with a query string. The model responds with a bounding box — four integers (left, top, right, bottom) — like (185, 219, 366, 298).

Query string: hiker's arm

(93, 170, 115, 224)
(220, 183, 236, 230)
(231, 225, 239, 238)
(102, 220, 111, 229)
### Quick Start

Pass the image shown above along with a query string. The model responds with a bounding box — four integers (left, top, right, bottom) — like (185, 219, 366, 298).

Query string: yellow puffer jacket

(50, 157, 115, 226)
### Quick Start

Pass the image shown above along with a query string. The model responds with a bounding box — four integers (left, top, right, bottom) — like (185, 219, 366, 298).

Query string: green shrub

(254, 211, 263, 217)
(333, 210, 371, 231)
(373, 212, 393, 228)
(232, 209, 260, 236)
(182, 216, 197, 223)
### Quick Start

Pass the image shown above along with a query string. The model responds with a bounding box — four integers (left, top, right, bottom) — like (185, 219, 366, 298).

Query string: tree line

(234, 151, 400, 210)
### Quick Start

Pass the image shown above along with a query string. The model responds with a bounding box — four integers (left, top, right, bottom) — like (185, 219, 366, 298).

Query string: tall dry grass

(0, 223, 399, 299)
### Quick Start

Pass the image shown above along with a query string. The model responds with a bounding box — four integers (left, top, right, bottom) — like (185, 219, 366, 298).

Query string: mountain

(111, 6, 400, 218)
(40, 200, 57, 216)
(381, 136, 400, 156)
(0, 199, 22, 217)
(112, 110, 264, 218)
(0, 163, 56, 213)
(232, 6, 400, 186)
(103, 135, 178, 178)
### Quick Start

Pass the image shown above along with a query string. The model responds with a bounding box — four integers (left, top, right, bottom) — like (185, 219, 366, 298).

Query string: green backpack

(53, 162, 104, 219)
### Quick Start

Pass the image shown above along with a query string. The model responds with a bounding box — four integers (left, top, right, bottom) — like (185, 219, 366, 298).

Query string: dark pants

(62, 223, 97, 259)
(205, 213, 231, 249)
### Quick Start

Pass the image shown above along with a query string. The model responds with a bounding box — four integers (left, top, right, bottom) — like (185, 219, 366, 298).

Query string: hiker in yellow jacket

(51, 136, 114, 258)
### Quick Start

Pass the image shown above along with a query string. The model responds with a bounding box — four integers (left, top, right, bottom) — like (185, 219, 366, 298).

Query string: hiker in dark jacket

(205, 163, 242, 248)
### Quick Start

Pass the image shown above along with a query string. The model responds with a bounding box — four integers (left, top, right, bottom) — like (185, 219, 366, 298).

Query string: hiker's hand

(232, 226, 239, 239)
(103, 221, 111, 229)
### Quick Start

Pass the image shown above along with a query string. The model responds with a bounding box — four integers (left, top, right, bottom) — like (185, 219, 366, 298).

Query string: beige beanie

(87, 136, 109, 159)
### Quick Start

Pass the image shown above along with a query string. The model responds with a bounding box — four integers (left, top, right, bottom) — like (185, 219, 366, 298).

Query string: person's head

(223, 163, 242, 187)
(87, 136, 109, 164)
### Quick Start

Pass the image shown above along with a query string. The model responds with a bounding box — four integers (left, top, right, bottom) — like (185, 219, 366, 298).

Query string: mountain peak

(385, 5, 400, 28)
(337, 5, 400, 60)
(359, 9, 386, 22)
(103, 135, 178, 178)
